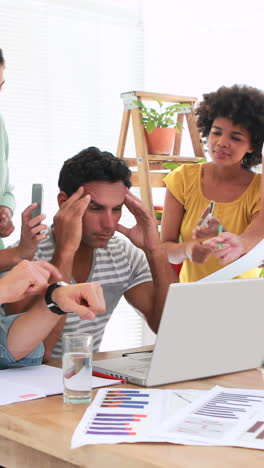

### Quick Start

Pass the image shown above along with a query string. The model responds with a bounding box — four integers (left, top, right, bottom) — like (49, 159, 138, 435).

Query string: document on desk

(0, 377, 46, 405)
(0, 365, 123, 405)
(71, 387, 205, 448)
(71, 386, 264, 450)
(200, 238, 264, 282)
(0, 365, 63, 399)
(162, 385, 264, 449)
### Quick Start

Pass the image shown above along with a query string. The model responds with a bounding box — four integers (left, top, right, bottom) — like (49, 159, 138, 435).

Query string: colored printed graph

(239, 420, 264, 443)
(86, 412, 147, 436)
(86, 390, 151, 436)
(100, 389, 150, 409)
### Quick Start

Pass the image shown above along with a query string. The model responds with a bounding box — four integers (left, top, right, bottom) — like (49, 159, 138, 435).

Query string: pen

(92, 371, 127, 383)
(218, 224, 223, 248)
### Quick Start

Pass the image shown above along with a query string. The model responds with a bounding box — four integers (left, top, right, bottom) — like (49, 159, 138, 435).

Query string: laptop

(93, 278, 264, 387)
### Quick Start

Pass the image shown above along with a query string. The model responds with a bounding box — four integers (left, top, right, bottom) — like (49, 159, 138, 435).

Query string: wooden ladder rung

(124, 156, 203, 167)
(121, 90, 198, 104)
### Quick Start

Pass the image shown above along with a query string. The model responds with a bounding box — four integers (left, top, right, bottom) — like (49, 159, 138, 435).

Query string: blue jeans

(0, 314, 44, 369)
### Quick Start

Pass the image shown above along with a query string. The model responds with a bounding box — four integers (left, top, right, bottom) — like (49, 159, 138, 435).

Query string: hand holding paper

(200, 239, 264, 282)
(203, 231, 246, 265)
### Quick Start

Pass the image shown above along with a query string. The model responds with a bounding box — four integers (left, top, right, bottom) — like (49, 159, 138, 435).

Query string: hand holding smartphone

(197, 201, 215, 228)
(31, 184, 43, 219)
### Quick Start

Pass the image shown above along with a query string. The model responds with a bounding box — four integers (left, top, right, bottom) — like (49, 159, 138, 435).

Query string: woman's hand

(17, 204, 48, 260)
(203, 232, 245, 264)
(192, 216, 221, 240)
(185, 241, 212, 263)
(0, 206, 14, 237)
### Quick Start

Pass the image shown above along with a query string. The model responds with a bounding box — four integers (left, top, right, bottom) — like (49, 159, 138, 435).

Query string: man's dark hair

(195, 84, 264, 169)
(0, 49, 5, 66)
(58, 146, 132, 196)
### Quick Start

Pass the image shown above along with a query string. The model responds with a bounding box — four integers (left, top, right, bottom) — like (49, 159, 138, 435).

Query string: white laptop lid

(93, 278, 264, 387)
(146, 278, 264, 386)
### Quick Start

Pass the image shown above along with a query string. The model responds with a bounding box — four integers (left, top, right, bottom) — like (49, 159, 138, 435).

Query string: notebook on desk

(93, 278, 264, 387)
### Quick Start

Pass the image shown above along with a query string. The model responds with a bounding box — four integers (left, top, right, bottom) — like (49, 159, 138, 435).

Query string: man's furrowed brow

(89, 199, 104, 208)
(89, 199, 124, 209)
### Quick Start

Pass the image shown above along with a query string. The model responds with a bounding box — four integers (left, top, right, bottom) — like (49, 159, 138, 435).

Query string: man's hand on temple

(53, 187, 91, 255)
(116, 190, 160, 252)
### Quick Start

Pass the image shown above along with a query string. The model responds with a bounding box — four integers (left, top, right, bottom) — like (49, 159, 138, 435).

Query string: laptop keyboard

(122, 361, 149, 377)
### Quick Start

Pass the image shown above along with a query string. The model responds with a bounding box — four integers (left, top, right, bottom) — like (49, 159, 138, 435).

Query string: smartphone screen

(197, 201, 215, 227)
(31, 184, 43, 218)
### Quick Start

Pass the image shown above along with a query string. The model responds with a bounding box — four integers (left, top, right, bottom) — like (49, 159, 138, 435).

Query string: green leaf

(163, 162, 180, 170)
(133, 100, 144, 109)
(146, 120, 156, 133)
(136, 99, 192, 129)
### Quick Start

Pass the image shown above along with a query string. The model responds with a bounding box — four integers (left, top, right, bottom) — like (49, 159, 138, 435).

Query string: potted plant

(134, 99, 191, 155)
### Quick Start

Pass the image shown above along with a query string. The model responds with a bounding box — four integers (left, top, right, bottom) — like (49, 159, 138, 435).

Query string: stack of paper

(71, 385, 264, 451)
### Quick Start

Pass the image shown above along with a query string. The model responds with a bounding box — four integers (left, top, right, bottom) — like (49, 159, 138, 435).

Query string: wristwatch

(45, 281, 68, 315)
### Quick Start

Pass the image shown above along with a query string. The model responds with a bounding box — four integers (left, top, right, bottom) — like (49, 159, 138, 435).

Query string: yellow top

(164, 163, 261, 282)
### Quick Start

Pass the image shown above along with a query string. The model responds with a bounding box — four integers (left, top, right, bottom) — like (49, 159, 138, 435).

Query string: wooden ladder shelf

(116, 91, 205, 214)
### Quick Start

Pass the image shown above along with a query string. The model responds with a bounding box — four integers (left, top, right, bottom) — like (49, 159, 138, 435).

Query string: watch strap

(45, 282, 68, 315)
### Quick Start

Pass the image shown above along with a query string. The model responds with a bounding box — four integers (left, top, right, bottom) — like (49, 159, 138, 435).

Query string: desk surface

(1, 348, 264, 468)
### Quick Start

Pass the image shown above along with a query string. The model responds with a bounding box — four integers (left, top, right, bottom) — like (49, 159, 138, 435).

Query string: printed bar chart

(86, 412, 147, 436)
(100, 389, 150, 409)
(195, 392, 264, 420)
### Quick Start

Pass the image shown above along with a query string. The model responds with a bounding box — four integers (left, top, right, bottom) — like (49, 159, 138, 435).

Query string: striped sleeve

(122, 239, 152, 291)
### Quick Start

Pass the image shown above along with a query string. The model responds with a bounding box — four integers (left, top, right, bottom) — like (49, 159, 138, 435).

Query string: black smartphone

(31, 184, 43, 219)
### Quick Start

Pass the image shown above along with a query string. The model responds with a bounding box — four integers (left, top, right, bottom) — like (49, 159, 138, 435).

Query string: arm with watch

(0, 260, 105, 362)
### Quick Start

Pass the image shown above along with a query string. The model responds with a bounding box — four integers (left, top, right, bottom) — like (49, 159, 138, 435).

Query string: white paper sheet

(71, 388, 205, 448)
(71, 386, 264, 450)
(0, 377, 45, 405)
(0, 365, 63, 395)
(162, 386, 264, 447)
(226, 411, 264, 450)
(0, 365, 123, 405)
(199, 239, 264, 282)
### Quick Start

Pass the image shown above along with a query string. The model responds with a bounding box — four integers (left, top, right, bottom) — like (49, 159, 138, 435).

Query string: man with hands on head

(0, 259, 105, 369)
(4, 147, 177, 360)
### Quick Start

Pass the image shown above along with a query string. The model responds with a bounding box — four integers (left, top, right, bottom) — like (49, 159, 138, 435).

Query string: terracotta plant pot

(145, 127, 176, 155)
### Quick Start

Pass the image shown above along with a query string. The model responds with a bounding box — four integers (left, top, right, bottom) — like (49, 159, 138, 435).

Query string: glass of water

(62, 333, 93, 404)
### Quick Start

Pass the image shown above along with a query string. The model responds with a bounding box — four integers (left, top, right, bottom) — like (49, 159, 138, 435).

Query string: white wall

(143, 0, 264, 98)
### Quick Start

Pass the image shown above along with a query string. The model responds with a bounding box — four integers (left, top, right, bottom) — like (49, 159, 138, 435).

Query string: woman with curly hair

(161, 84, 264, 282)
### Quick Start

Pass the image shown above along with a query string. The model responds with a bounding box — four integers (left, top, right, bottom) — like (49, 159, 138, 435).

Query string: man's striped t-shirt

(33, 228, 152, 357)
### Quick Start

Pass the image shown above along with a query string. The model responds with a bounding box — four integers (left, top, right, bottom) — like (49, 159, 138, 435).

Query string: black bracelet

(45, 282, 68, 315)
